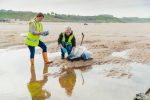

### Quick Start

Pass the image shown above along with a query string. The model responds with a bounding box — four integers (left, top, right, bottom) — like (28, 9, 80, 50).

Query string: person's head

(35, 12, 44, 22)
(65, 26, 72, 36)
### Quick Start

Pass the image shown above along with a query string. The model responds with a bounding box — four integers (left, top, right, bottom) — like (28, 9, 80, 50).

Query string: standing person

(58, 26, 76, 59)
(25, 12, 53, 66)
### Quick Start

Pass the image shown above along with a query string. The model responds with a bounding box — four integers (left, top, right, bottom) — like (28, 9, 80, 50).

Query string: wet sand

(0, 22, 150, 100)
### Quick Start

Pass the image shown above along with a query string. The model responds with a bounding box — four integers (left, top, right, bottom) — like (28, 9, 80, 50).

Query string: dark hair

(36, 12, 44, 18)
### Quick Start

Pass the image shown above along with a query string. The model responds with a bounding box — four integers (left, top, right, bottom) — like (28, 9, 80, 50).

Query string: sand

(1, 22, 150, 65)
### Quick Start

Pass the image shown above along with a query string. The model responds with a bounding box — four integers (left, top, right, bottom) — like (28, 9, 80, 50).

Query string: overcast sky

(0, 0, 150, 18)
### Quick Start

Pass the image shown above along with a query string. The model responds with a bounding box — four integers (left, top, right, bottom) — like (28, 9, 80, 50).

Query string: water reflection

(59, 68, 76, 96)
(48, 65, 92, 96)
(1, 49, 150, 100)
(27, 64, 51, 100)
(74, 66, 93, 85)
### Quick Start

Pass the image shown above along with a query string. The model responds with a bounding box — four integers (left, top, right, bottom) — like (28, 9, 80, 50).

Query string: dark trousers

(61, 42, 72, 57)
(28, 41, 47, 59)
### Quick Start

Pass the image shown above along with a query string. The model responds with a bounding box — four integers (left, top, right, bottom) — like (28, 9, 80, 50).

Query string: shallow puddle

(112, 49, 134, 59)
(0, 49, 150, 100)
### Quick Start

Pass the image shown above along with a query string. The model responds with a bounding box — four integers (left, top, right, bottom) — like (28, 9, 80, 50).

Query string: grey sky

(0, 0, 150, 18)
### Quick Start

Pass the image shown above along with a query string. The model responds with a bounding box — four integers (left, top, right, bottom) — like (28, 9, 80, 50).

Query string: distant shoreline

(0, 9, 150, 23)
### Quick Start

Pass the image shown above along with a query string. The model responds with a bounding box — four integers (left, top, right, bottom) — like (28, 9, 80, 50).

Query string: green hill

(0, 9, 150, 23)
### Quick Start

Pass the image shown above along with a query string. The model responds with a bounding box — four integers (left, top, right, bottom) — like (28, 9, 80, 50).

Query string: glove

(43, 31, 49, 36)
(62, 48, 67, 54)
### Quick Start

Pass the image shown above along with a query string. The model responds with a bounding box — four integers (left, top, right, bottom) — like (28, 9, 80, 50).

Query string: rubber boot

(30, 58, 34, 66)
(42, 52, 53, 64)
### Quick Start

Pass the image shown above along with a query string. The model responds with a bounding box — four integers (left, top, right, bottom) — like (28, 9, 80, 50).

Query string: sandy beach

(0, 22, 150, 64)
(0, 22, 150, 100)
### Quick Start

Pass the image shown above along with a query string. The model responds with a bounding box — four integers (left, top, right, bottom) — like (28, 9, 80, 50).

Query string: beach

(0, 22, 150, 64)
(0, 22, 150, 100)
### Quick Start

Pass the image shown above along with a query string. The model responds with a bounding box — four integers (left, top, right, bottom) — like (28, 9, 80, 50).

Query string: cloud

(0, 0, 149, 17)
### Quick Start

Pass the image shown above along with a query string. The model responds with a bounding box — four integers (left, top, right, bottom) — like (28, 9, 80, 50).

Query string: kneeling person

(58, 26, 76, 59)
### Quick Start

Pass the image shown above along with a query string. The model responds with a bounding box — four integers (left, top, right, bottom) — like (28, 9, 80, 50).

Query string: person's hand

(71, 50, 75, 55)
(43, 31, 49, 36)
(62, 48, 67, 54)
(71, 47, 75, 55)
